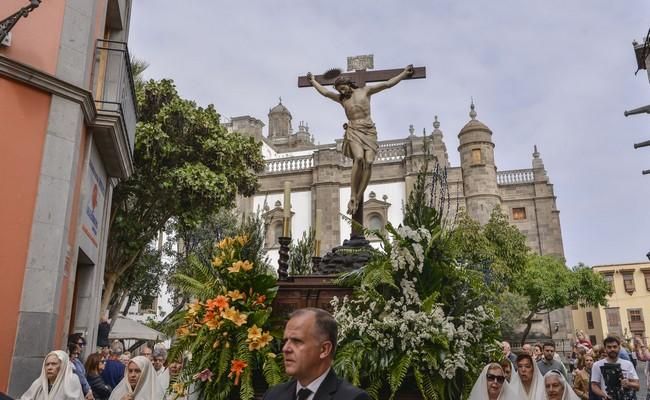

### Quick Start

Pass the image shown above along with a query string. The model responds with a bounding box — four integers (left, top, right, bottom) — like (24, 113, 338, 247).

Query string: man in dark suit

(263, 308, 368, 400)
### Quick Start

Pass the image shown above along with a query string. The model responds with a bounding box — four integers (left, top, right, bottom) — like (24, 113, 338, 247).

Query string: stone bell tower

(458, 101, 501, 224)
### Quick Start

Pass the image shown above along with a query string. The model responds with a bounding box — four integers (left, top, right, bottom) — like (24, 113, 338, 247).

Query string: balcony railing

(497, 169, 534, 185)
(265, 155, 314, 173)
(93, 39, 137, 154)
(342, 142, 407, 165)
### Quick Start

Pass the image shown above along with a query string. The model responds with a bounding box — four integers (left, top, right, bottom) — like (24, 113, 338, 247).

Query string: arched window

(273, 222, 283, 245)
(368, 213, 384, 231)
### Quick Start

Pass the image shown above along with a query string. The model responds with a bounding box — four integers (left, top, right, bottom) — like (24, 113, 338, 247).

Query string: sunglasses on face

(486, 374, 506, 383)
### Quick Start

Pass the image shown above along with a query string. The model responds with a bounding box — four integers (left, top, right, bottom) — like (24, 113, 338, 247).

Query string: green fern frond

(388, 354, 412, 398)
(334, 341, 363, 386)
(215, 345, 232, 380)
(239, 367, 254, 400)
(366, 377, 383, 400)
(262, 355, 284, 386)
(361, 258, 397, 290)
(414, 367, 439, 400)
(171, 273, 209, 297)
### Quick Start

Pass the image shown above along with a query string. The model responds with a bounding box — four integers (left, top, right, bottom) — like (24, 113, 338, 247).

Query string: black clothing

(263, 369, 368, 400)
(97, 321, 110, 347)
(87, 373, 112, 400)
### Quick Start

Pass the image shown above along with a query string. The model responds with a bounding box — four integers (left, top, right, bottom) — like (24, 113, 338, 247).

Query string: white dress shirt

(295, 368, 331, 400)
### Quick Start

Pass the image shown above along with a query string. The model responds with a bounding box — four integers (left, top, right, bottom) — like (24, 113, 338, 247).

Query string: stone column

(312, 148, 342, 252)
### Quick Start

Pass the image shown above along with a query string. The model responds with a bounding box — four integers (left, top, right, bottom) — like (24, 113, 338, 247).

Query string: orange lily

(228, 359, 248, 386)
(227, 290, 245, 301)
(206, 295, 229, 311)
(222, 307, 248, 327)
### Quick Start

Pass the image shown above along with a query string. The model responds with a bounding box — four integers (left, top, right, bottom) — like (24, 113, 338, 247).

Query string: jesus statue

(306, 64, 414, 215)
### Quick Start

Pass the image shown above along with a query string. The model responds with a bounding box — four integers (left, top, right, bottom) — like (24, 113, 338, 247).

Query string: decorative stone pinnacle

(279, 96, 282, 104)
(469, 99, 477, 120)
(409, 124, 415, 136)
(433, 115, 440, 130)
(533, 145, 540, 158)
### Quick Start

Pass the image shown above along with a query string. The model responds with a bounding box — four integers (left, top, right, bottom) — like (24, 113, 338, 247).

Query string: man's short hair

(516, 353, 533, 365)
(603, 336, 620, 346)
(152, 348, 167, 360)
(67, 343, 80, 354)
(543, 341, 555, 349)
(289, 308, 338, 355)
(110, 340, 124, 355)
(68, 332, 85, 346)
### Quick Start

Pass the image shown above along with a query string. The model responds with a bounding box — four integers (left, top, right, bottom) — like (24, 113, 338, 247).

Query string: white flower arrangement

(332, 224, 495, 389)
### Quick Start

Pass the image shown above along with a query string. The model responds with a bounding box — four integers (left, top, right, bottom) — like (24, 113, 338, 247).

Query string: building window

(139, 295, 156, 314)
(586, 311, 594, 329)
(368, 213, 384, 231)
(273, 222, 283, 246)
(589, 335, 597, 345)
(622, 272, 635, 294)
(471, 149, 482, 164)
(512, 207, 527, 221)
(605, 307, 622, 336)
(643, 270, 650, 291)
(627, 308, 645, 334)
(602, 273, 614, 292)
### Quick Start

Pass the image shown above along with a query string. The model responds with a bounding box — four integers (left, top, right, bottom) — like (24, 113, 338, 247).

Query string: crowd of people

(18, 333, 182, 400)
(470, 333, 650, 400)
(13, 308, 369, 400)
(11, 312, 650, 400)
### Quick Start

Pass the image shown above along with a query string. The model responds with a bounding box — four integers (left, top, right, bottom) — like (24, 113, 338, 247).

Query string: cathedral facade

(231, 100, 569, 343)
(233, 101, 564, 260)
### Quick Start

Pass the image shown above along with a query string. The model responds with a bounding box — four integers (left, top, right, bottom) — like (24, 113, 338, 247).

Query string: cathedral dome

(459, 101, 491, 135)
(269, 99, 292, 117)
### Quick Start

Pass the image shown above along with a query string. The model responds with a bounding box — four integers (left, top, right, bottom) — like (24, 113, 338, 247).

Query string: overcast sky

(129, 1, 650, 267)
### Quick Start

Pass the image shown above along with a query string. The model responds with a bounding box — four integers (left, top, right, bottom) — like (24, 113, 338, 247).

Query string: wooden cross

(298, 55, 426, 88)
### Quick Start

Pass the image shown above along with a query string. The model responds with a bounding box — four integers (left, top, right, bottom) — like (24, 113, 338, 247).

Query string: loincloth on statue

(342, 119, 378, 162)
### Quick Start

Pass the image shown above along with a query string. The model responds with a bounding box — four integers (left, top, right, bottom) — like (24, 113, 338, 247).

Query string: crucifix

(298, 55, 425, 241)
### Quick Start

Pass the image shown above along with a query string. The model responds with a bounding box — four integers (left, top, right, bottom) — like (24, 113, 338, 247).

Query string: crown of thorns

(334, 76, 358, 89)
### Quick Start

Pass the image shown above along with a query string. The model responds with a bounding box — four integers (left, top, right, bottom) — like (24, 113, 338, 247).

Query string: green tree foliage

(108, 243, 168, 318)
(495, 291, 531, 338)
(102, 78, 265, 317)
(512, 255, 611, 343)
(288, 229, 315, 275)
(450, 209, 528, 290)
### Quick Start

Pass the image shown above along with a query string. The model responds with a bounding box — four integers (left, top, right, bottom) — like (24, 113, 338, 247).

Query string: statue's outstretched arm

(367, 64, 414, 95)
(307, 72, 339, 101)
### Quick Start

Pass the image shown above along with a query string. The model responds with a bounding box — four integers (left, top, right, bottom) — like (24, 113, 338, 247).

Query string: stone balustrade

(265, 155, 314, 173)
(497, 168, 534, 185)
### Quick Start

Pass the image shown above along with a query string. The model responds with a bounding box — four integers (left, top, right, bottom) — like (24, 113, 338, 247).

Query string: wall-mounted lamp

(0, 0, 41, 44)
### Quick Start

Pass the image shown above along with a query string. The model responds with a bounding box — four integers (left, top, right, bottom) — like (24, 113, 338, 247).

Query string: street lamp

(0, 0, 41, 44)
(626, 30, 650, 260)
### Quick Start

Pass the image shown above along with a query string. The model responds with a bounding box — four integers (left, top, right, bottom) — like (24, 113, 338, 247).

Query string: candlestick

(314, 240, 321, 257)
(283, 181, 291, 236)
(314, 209, 322, 257)
(314, 209, 322, 239)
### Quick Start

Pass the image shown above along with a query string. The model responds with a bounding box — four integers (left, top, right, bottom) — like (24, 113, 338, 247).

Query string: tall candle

(283, 181, 291, 236)
(314, 209, 323, 256)
(314, 209, 322, 239)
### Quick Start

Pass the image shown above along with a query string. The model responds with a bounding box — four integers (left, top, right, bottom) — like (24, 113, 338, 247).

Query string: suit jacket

(263, 369, 368, 400)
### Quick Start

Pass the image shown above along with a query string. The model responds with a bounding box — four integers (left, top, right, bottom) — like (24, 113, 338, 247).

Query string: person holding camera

(590, 336, 639, 400)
